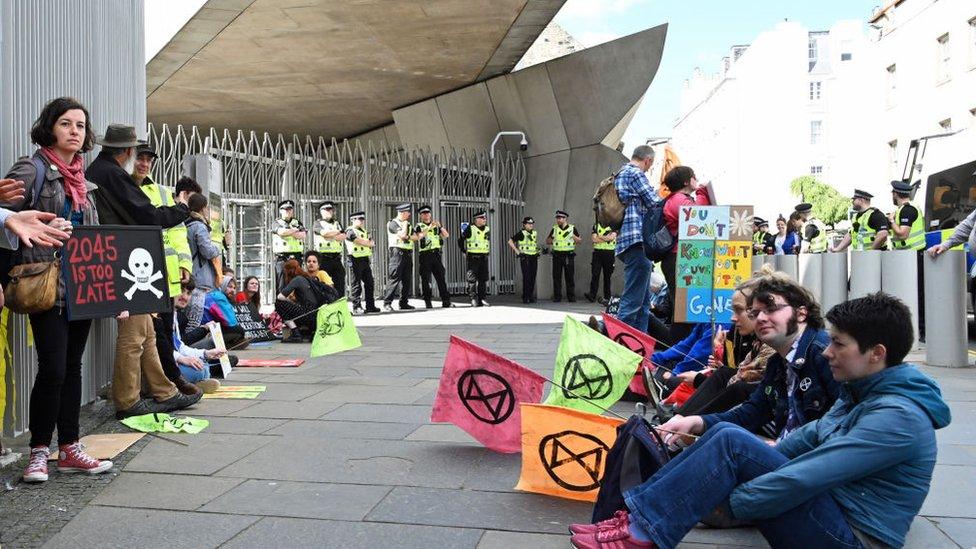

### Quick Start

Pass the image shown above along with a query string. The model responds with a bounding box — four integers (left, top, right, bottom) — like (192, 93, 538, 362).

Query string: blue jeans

(617, 244, 651, 331)
(624, 422, 861, 549)
(177, 361, 211, 384)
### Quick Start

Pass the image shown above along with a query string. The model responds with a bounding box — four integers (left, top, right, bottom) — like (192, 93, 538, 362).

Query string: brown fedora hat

(96, 124, 143, 148)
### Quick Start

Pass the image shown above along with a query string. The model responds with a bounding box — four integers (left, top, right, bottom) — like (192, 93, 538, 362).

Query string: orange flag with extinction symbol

(515, 404, 623, 502)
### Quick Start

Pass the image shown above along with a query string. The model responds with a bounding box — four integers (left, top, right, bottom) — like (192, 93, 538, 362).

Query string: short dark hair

(180, 276, 196, 294)
(748, 275, 824, 330)
(663, 166, 696, 192)
(304, 251, 321, 263)
(30, 97, 95, 153)
(175, 177, 202, 195)
(826, 293, 913, 366)
(187, 192, 208, 213)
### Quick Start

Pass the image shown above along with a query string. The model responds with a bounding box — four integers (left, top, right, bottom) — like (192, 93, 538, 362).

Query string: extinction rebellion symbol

(561, 354, 613, 400)
(456, 369, 515, 425)
(318, 310, 345, 337)
(538, 430, 610, 491)
(612, 332, 647, 357)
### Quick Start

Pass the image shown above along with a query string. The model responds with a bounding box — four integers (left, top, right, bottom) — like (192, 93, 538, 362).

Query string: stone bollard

(774, 254, 798, 281)
(881, 250, 920, 347)
(849, 250, 882, 299)
(923, 251, 968, 367)
(799, 253, 823, 304)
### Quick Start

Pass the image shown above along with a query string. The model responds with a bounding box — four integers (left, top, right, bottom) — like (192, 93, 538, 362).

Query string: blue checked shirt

(613, 163, 658, 255)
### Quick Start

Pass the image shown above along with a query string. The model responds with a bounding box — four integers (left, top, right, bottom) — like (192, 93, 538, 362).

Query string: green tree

(790, 176, 849, 224)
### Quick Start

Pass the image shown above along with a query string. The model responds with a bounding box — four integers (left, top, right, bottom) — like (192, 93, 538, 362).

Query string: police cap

(794, 202, 813, 214)
(135, 143, 158, 159)
(522, 216, 535, 224)
(417, 205, 432, 214)
(349, 211, 366, 220)
(395, 203, 411, 212)
(278, 200, 295, 210)
(319, 201, 335, 210)
(554, 210, 569, 218)
(473, 210, 487, 219)
(852, 189, 873, 201)
(890, 180, 913, 195)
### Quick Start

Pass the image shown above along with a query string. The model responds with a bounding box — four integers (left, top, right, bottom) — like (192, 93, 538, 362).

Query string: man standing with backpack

(612, 146, 657, 331)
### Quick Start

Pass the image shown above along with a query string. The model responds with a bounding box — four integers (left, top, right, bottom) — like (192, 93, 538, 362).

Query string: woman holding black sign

(1, 97, 112, 483)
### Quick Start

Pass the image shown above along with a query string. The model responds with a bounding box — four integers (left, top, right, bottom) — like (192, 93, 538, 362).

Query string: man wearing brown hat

(86, 124, 200, 419)
(830, 189, 890, 252)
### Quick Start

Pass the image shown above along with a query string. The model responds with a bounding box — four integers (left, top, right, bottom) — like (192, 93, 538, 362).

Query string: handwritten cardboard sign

(63, 226, 170, 320)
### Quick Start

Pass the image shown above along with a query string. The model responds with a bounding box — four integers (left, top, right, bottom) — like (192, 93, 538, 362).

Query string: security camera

(519, 137, 529, 151)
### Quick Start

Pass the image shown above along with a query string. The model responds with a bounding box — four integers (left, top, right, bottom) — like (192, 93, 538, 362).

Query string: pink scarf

(39, 147, 87, 212)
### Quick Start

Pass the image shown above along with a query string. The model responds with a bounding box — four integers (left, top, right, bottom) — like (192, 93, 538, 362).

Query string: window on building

(939, 118, 952, 131)
(810, 120, 823, 145)
(809, 81, 822, 101)
(888, 140, 898, 179)
(886, 64, 896, 106)
(969, 17, 976, 67)
(808, 37, 818, 70)
(810, 166, 823, 176)
(937, 33, 951, 82)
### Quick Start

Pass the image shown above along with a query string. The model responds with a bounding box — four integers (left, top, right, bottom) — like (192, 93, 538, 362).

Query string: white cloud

(557, 0, 649, 20)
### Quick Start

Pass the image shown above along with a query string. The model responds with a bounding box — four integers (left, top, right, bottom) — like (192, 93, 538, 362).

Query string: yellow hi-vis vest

(417, 222, 442, 252)
(466, 225, 490, 254)
(346, 226, 372, 258)
(593, 223, 615, 251)
(551, 224, 576, 252)
(892, 203, 926, 251)
(140, 178, 188, 297)
(315, 219, 344, 254)
(802, 218, 828, 253)
(518, 229, 539, 255)
(851, 208, 881, 251)
(272, 218, 304, 254)
(387, 218, 414, 250)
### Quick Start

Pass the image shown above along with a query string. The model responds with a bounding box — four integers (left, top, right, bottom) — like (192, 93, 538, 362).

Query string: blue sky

(554, 0, 879, 149)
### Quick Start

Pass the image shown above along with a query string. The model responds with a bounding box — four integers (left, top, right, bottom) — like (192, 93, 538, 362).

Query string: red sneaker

(22, 446, 50, 483)
(570, 521, 655, 549)
(57, 442, 113, 475)
(570, 510, 630, 534)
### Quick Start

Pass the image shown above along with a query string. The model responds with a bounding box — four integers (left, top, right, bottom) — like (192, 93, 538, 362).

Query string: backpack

(641, 196, 673, 262)
(591, 414, 671, 523)
(593, 172, 624, 230)
(307, 275, 339, 307)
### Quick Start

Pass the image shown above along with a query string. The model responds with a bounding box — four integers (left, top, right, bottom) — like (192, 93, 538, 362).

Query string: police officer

(272, 200, 306, 290)
(345, 211, 380, 315)
(314, 201, 347, 295)
(545, 210, 581, 302)
(585, 221, 617, 304)
(383, 203, 418, 311)
(415, 205, 452, 309)
(794, 202, 828, 253)
(831, 189, 890, 252)
(507, 216, 539, 303)
(888, 181, 925, 251)
(752, 217, 771, 256)
(461, 211, 490, 307)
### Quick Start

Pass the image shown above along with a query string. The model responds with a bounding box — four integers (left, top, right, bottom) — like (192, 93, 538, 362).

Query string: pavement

(1, 297, 974, 548)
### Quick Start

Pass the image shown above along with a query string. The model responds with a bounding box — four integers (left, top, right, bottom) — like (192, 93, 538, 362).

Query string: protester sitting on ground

(276, 259, 324, 343)
(179, 275, 247, 350)
(185, 192, 220, 290)
(239, 275, 262, 309)
(651, 322, 728, 401)
(221, 275, 237, 302)
(569, 293, 951, 549)
(304, 251, 334, 286)
(174, 278, 240, 374)
(171, 284, 223, 393)
(657, 274, 840, 442)
(2, 97, 112, 483)
(675, 275, 775, 417)
(646, 272, 670, 344)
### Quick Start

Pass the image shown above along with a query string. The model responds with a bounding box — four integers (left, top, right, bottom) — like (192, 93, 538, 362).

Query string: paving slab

(365, 485, 591, 533)
(314, 375, 426, 387)
(247, 382, 328, 401)
(406, 423, 479, 445)
(187, 398, 258, 416)
(266, 418, 421, 440)
(92, 472, 244, 511)
(304, 384, 434, 404)
(43, 506, 258, 549)
(476, 530, 568, 548)
(904, 516, 959, 548)
(200, 479, 392, 520)
(681, 526, 766, 547)
(321, 403, 433, 423)
(920, 464, 976, 518)
(222, 516, 484, 548)
(125, 433, 276, 476)
(228, 400, 342, 419)
(191, 416, 287, 435)
(936, 443, 976, 466)
(929, 517, 976, 547)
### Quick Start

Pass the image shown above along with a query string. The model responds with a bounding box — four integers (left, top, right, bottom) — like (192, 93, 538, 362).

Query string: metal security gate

(228, 200, 272, 301)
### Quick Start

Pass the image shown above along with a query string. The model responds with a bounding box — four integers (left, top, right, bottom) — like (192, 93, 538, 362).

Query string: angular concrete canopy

(147, 0, 565, 139)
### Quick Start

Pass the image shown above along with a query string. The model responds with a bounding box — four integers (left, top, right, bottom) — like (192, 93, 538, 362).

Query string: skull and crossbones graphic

(120, 248, 164, 299)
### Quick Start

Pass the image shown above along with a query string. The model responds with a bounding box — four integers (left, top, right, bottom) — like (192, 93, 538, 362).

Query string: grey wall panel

(880, 250, 920, 345)
(546, 24, 666, 148)
(487, 64, 569, 157)
(434, 83, 501, 152)
(392, 99, 450, 151)
(0, 0, 144, 437)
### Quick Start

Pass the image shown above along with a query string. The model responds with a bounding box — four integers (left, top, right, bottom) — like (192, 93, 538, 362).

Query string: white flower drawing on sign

(729, 209, 754, 240)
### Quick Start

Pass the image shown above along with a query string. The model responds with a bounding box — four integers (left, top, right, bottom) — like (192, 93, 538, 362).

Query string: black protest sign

(456, 368, 515, 425)
(64, 225, 171, 320)
(231, 302, 274, 342)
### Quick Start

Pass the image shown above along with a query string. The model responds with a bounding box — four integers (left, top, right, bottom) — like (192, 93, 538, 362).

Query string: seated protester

(646, 272, 671, 344)
(658, 274, 840, 443)
(276, 259, 322, 343)
(651, 322, 729, 400)
(238, 275, 262, 311)
(177, 276, 246, 350)
(569, 293, 951, 549)
(304, 251, 334, 286)
(676, 275, 775, 417)
(172, 280, 234, 387)
(185, 192, 220, 290)
(201, 275, 247, 350)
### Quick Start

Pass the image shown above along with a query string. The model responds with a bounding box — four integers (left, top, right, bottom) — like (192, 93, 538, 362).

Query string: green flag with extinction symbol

(311, 298, 362, 357)
(120, 413, 209, 434)
(543, 316, 641, 414)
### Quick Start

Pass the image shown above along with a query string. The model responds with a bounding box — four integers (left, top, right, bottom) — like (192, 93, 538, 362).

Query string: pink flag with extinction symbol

(603, 314, 657, 396)
(431, 336, 545, 453)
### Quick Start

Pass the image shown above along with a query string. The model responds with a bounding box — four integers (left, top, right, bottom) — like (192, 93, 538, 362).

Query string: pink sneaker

(57, 442, 113, 475)
(570, 510, 630, 534)
(570, 520, 655, 548)
(22, 446, 50, 483)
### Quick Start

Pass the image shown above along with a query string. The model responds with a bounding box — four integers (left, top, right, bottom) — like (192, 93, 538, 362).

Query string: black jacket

(85, 153, 188, 228)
